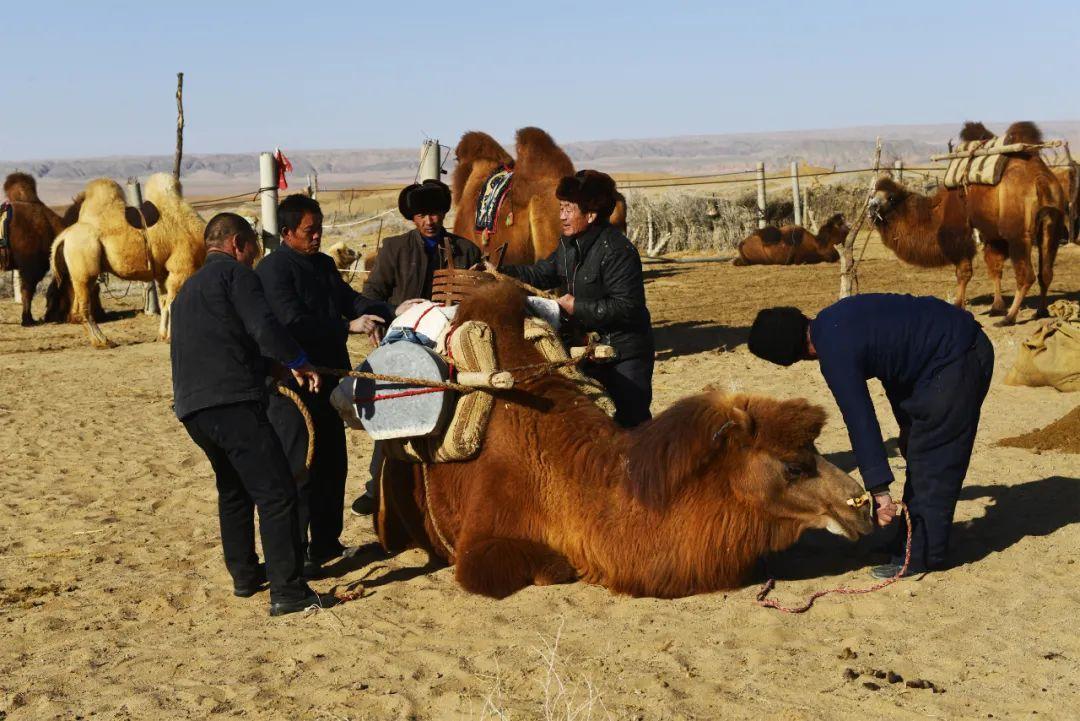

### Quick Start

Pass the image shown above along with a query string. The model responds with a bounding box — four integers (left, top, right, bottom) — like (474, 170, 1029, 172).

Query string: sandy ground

(1, 240, 1078, 720)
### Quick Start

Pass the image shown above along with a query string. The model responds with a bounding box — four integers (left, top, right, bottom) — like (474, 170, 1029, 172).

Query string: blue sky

(3, 0, 1077, 160)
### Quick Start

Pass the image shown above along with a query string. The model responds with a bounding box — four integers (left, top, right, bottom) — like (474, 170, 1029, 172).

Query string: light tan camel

(48, 173, 206, 347)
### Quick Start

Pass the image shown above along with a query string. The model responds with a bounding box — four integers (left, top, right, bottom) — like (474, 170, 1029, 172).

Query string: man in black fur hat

(496, 169, 655, 427)
(349, 179, 481, 516)
(748, 294, 993, 578)
(363, 179, 482, 308)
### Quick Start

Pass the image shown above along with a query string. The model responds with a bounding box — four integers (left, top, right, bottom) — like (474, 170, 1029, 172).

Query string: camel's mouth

(822, 504, 875, 540)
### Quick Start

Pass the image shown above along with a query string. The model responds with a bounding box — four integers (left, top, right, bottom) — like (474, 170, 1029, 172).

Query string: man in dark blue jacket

(171, 212, 325, 616)
(748, 294, 994, 577)
(257, 195, 394, 577)
(497, 170, 655, 427)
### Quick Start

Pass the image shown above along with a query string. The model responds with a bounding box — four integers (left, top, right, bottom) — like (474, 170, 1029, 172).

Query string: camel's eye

(783, 458, 817, 481)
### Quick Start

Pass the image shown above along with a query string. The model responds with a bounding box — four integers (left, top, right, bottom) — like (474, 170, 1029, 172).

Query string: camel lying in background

(733, 213, 849, 266)
(2, 173, 102, 325)
(451, 127, 627, 265)
(46, 173, 206, 347)
(868, 121, 1067, 325)
(377, 281, 874, 599)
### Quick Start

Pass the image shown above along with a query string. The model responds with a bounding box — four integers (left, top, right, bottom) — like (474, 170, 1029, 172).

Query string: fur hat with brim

(556, 170, 618, 220)
(748, 307, 810, 367)
(398, 179, 452, 219)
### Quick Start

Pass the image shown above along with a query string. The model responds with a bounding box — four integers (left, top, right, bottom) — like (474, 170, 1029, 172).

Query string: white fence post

(894, 159, 904, 182)
(790, 161, 802, 226)
(259, 152, 279, 252)
(125, 178, 160, 316)
(755, 162, 767, 229)
(11, 270, 19, 303)
(419, 139, 441, 182)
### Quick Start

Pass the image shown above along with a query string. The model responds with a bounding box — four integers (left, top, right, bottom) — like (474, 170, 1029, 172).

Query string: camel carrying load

(331, 278, 875, 599)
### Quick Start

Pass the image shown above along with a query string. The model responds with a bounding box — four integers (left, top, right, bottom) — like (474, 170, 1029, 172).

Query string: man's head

(204, 212, 261, 268)
(279, 194, 323, 255)
(556, 170, 617, 237)
(748, 307, 813, 366)
(398, 180, 452, 237)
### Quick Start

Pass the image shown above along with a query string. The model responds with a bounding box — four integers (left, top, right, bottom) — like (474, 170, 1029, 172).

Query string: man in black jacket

(498, 170, 655, 427)
(171, 212, 325, 616)
(363, 179, 482, 308)
(257, 194, 394, 577)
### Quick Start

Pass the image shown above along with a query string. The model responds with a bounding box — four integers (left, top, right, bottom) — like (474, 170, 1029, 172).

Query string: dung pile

(998, 406, 1080, 454)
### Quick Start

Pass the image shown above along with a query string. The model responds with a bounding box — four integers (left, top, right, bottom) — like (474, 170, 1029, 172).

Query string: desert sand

(1, 240, 1078, 720)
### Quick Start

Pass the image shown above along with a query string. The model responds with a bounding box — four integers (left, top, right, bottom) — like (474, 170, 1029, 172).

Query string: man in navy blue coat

(748, 294, 994, 577)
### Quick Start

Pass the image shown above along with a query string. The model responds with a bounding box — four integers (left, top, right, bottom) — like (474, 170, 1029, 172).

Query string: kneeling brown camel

(733, 214, 849, 266)
(868, 121, 1067, 325)
(377, 281, 874, 599)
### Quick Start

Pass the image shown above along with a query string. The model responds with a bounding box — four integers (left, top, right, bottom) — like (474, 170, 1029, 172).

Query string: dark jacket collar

(564, 221, 606, 257)
(205, 250, 239, 265)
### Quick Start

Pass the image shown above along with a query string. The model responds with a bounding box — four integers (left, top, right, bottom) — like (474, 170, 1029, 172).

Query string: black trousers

(887, 331, 994, 570)
(266, 385, 348, 559)
(182, 402, 307, 603)
(586, 356, 655, 428)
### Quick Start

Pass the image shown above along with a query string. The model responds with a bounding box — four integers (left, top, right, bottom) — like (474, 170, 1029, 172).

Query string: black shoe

(869, 563, 925, 580)
(233, 563, 267, 597)
(268, 590, 335, 617)
(302, 543, 351, 580)
(350, 494, 376, 516)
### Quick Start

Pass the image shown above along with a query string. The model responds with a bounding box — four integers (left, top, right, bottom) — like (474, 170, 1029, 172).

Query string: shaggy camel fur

(1051, 163, 1078, 242)
(376, 281, 874, 599)
(47, 173, 206, 347)
(733, 213, 849, 266)
(2, 173, 74, 325)
(451, 127, 627, 265)
(869, 122, 1067, 325)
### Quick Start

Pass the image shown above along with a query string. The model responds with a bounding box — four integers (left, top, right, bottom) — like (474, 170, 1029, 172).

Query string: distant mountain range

(6, 121, 1078, 204)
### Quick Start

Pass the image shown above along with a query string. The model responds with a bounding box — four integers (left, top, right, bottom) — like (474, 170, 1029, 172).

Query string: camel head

(3, 172, 39, 203)
(867, 177, 910, 226)
(626, 392, 875, 546)
(817, 213, 850, 246)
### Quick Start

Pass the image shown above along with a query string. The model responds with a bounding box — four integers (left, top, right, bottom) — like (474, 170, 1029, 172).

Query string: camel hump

(1004, 121, 1043, 146)
(3, 172, 39, 203)
(455, 131, 512, 166)
(960, 121, 994, 143)
(515, 127, 574, 179)
(757, 227, 783, 245)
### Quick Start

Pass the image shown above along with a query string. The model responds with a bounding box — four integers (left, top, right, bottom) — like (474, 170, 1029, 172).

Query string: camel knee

(455, 537, 574, 599)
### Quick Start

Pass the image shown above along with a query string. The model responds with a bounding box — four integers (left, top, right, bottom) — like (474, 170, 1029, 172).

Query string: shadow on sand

(653, 321, 747, 361)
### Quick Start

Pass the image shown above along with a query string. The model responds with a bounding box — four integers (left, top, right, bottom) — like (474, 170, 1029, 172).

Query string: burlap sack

(1004, 301, 1080, 392)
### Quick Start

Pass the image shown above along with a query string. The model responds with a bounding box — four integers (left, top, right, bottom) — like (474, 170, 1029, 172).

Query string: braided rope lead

(272, 382, 315, 471)
(755, 503, 912, 614)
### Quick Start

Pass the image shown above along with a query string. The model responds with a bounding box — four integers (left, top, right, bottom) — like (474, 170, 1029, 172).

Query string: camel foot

(987, 306, 1007, 317)
(993, 317, 1016, 328)
(20, 317, 36, 327)
(1035, 308, 1050, 320)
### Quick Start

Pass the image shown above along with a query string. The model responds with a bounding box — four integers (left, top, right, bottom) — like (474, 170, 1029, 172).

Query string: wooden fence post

(419, 139, 441, 182)
(259, 152, 279, 252)
(125, 178, 160, 316)
(756, 162, 767, 229)
(173, 72, 184, 181)
(893, 159, 903, 183)
(312, 170, 319, 200)
(790, 161, 802, 226)
(839, 137, 883, 298)
(11, 270, 19, 303)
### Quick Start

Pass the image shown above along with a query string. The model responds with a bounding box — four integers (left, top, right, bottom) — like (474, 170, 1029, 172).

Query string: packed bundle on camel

(45, 173, 206, 347)
(451, 127, 627, 265)
(869, 121, 1068, 325)
(937, 121, 1064, 188)
(340, 280, 875, 599)
(733, 213, 849, 266)
(2, 172, 103, 325)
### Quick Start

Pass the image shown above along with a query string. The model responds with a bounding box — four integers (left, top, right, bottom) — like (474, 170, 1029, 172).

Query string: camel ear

(125, 201, 160, 229)
(712, 405, 753, 446)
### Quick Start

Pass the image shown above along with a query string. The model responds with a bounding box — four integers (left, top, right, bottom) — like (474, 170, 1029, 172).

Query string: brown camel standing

(451, 127, 627, 265)
(2, 173, 69, 325)
(375, 281, 874, 599)
(47, 173, 206, 347)
(868, 122, 1067, 325)
(733, 213, 849, 266)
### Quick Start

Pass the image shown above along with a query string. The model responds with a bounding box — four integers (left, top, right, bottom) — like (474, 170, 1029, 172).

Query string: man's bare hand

(369, 324, 385, 346)
(395, 298, 426, 316)
(873, 492, 898, 527)
(556, 293, 575, 316)
(348, 314, 385, 335)
(477, 260, 498, 273)
(291, 363, 321, 394)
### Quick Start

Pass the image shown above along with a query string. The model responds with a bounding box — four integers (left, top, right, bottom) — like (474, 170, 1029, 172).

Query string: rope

(273, 382, 315, 471)
(98, 276, 135, 300)
(755, 503, 912, 614)
(323, 208, 396, 230)
(421, 462, 456, 560)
